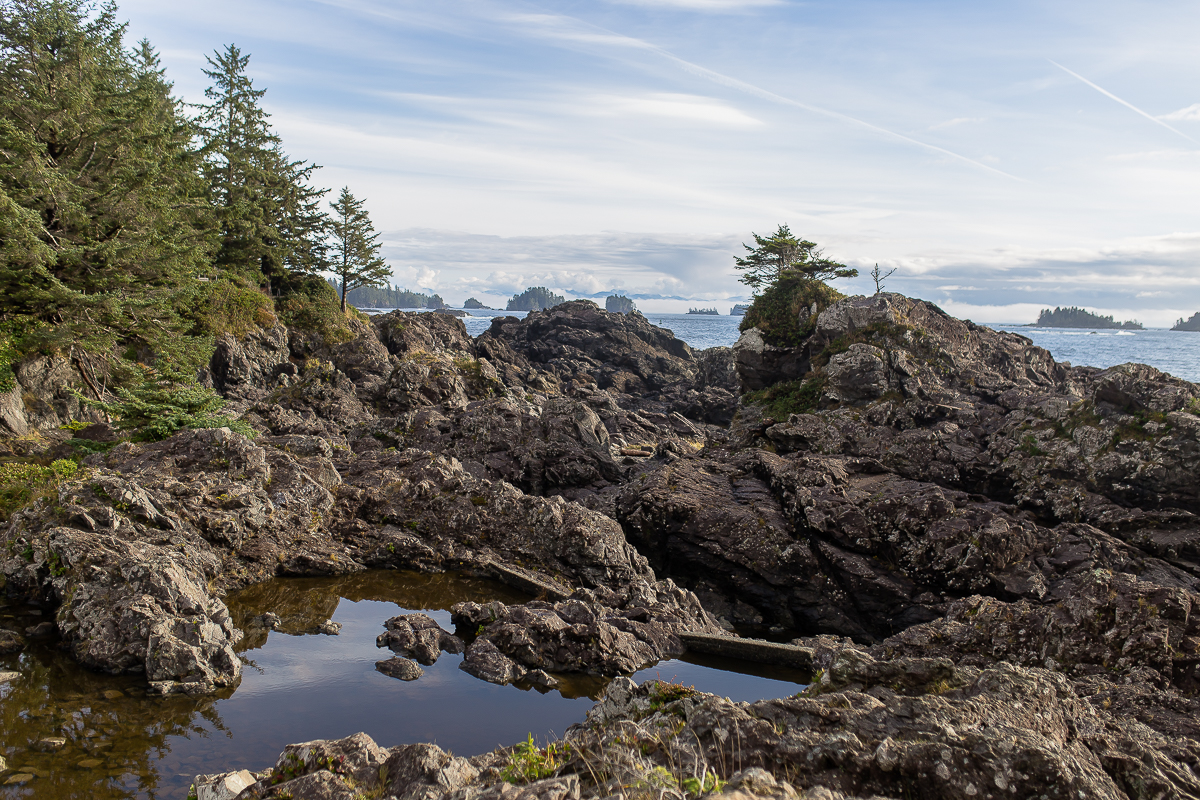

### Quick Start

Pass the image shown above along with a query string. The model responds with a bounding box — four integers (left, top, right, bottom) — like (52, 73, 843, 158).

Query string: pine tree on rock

(329, 187, 390, 312)
(195, 44, 328, 291)
(0, 0, 214, 361)
(734, 224, 857, 290)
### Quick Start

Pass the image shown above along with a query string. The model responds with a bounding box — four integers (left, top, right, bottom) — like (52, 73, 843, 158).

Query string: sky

(120, 0, 1200, 323)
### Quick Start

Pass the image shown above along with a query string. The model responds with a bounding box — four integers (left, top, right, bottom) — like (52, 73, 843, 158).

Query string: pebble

(34, 736, 67, 751)
(0, 670, 19, 683)
(77, 758, 104, 769)
(21, 767, 50, 777)
(4, 774, 34, 785)
(318, 619, 342, 635)
(102, 689, 125, 700)
(0, 755, 5, 771)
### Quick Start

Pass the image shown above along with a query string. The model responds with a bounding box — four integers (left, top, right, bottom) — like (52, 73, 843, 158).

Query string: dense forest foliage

(507, 287, 565, 312)
(328, 280, 445, 310)
(1035, 307, 1142, 330)
(0, 0, 392, 397)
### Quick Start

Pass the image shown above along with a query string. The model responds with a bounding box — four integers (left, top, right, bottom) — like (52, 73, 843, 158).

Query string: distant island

(1032, 306, 1142, 330)
(1172, 313, 1200, 332)
(730, 304, 749, 316)
(333, 281, 445, 310)
(688, 307, 719, 315)
(605, 295, 636, 314)
(463, 297, 493, 310)
(507, 287, 565, 312)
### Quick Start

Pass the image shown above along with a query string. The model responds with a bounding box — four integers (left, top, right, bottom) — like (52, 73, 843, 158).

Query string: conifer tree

(734, 224, 857, 290)
(328, 187, 389, 312)
(0, 0, 213, 359)
(195, 44, 327, 291)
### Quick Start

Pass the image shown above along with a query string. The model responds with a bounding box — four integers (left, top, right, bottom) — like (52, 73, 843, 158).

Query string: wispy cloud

(1048, 60, 1199, 145)
(1160, 103, 1200, 122)
(929, 117, 985, 131)
(512, 12, 1026, 181)
(585, 92, 762, 126)
(605, 0, 784, 9)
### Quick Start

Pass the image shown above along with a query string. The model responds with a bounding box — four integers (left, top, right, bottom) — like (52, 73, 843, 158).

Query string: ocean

(377, 309, 1200, 385)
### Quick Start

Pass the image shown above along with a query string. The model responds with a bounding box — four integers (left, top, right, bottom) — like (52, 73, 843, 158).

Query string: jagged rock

(0, 354, 105, 435)
(451, 580, 720, 676)
(375, 613, 463, 664)
(477, 301, 696, 397)
(375, 656, 424, 681)
(340, 449, 654, 589)
(732, 327, 805, 392)
(192, 769, 256, 800)
(460, 637, 527, 684)
(208, 324, 291, 396)
(374, 310, 476, 358)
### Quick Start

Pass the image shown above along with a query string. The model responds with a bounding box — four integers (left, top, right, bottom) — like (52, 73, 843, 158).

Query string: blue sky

(122, 0, 1200, 322)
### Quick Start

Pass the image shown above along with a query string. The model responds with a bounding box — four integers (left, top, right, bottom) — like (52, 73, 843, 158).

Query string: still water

(0, 571, 809, 799)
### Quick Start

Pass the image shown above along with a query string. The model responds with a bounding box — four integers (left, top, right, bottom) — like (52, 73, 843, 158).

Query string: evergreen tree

(195, 44, 327, 291)
(328, 187, 389, 312)
(734, 225, 856, 290)
(0, 0, 213, 360)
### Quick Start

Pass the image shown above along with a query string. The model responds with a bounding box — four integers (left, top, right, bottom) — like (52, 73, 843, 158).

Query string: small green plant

(743, 375, 826, 420)
(501, 734, 572, 784)
(1018, 434, 1046, 457)
(647, 680, 698, 712)
(48, 550, 68, 577)
(78, 365, 255, 442)
(0, 459, 80, 521)
(681, 769, 725, 797)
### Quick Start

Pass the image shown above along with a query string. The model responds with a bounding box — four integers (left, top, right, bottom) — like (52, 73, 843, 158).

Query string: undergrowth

(739, 276, 843, 348)
(79, 365, 254, 442)
(743, 376, 827, 421)
(0, 459, 79, 522)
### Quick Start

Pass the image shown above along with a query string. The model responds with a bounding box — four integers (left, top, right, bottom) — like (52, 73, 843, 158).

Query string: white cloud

(587, 93, 763, 126)
(929, 117, 986, 130)
(1160, 103, 1200, 121)
(605, 0, 784, 9)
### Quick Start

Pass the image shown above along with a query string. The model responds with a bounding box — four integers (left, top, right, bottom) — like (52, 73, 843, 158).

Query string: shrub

(81, 366, 255, 442)
(739, 276, 843, 347)
(743, 375, 827, 420)
(276, 275, 353, 344)
(188, 278, 278, 338)
(0, 459, 78, 521)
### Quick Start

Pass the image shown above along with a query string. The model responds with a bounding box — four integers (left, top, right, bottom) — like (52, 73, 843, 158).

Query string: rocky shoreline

(5, 294, 1200, 798)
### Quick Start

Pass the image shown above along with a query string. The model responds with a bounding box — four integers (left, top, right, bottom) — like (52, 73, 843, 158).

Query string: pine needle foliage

(734, 225, 857, 290)
(329, 186, 389, 312)
(195, 44, 329, 292)
(82, 364, 254, 442)
(0, 0, 215, 360)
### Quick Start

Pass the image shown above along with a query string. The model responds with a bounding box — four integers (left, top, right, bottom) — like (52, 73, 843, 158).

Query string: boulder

(376, 613, 463, 665)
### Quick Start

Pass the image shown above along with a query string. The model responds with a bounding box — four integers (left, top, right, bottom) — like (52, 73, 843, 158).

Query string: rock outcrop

(11, 289, 1200, 798)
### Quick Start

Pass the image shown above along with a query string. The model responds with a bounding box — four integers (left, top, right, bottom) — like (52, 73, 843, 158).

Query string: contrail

(650, 47, 1025, 182)
(1049, 60, 1199, 145)
(511, 11, 1025, 182)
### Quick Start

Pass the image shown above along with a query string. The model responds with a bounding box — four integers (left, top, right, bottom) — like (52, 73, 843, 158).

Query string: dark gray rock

(460, 637, 527, 685)
(376, 613, 462, 665)
(375, 656, 424, 681)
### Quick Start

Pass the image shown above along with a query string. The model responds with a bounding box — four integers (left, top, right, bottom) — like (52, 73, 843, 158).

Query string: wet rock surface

(8, 294, 1200, 798)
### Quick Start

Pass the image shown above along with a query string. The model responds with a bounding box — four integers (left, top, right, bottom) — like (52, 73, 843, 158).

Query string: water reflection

(1, 571, 808, 799)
